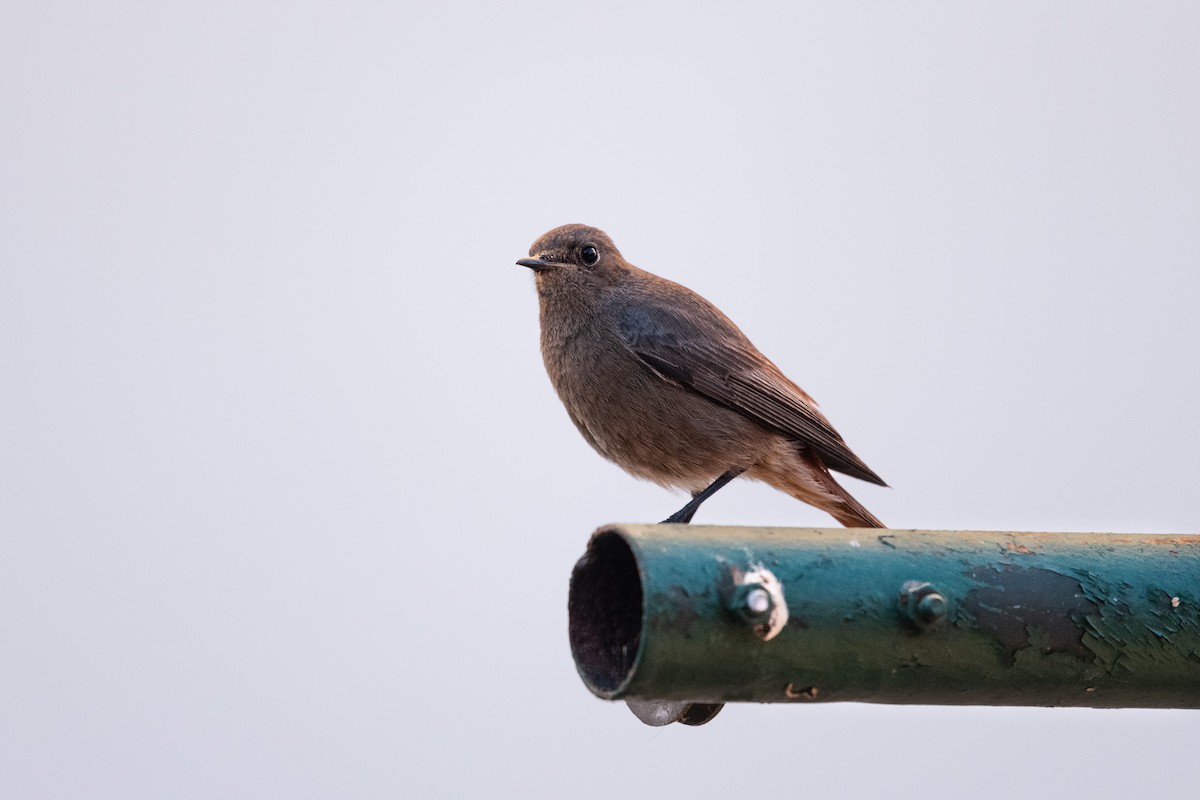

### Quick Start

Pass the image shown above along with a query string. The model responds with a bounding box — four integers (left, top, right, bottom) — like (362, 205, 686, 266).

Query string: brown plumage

(518, 223, 886, 528)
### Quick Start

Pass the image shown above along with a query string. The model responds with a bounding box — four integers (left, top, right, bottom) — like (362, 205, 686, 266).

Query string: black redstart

(518, 223, 886, 528)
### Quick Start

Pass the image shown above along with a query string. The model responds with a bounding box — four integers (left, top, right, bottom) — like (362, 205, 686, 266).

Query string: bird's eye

(581, 246, 599, 266)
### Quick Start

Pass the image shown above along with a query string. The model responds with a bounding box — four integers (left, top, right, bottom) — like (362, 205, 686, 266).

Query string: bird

(517, 223, 886, 528)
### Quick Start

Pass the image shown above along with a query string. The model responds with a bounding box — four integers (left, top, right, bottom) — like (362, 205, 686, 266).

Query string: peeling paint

(785, 684, 819, 700)
(963, 565, 1099, 663)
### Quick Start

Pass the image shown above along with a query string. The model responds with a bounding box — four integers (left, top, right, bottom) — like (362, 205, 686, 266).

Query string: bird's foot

(661, 503, 699, 524)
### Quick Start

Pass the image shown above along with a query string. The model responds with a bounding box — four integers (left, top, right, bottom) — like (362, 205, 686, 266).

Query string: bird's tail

(824, 487, 886, 528)
(754, 446, 886, 529)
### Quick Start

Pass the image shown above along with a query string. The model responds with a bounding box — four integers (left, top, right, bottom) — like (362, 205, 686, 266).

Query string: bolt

(899, 580, 948, 630)
(915, 592, 947, 624)
(730, 582, 774, 625)
(746, 587, 771, 614)
(724, 565, 789, 640)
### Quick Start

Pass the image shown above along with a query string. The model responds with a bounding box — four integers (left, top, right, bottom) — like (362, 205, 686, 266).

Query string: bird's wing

(617, 300, 886, 486)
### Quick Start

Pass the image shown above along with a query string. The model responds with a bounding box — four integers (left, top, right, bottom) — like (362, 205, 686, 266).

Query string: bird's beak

(516, 258, 559, 272)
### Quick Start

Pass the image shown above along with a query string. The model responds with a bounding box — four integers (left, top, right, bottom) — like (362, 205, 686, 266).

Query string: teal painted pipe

(568, 525, 1200, 709)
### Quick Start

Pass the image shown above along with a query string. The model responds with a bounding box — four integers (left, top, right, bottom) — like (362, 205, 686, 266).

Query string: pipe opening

(568, 529, 643, 697)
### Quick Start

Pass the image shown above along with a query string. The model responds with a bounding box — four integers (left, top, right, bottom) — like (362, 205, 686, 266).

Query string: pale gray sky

(2, 2, 1198, 797)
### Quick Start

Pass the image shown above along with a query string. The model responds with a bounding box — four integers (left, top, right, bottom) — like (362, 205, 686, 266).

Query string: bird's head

(517, 224, 627, 287)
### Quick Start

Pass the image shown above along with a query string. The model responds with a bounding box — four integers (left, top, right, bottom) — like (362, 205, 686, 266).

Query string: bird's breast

(538, 307, 765, 490)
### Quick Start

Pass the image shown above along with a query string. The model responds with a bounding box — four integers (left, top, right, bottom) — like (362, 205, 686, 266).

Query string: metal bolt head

(731, 582, 774, 625)
(725, 564, 789, 641)
(746, 587, 771, 614)
(915, 592, 947, 624)
(899, 580, 948, 630)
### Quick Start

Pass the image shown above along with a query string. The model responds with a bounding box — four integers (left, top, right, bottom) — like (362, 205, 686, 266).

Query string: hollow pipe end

(569, 527, 643, 699)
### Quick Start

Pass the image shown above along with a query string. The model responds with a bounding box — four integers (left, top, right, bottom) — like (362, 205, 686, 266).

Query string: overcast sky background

(3, 2, 1198, 797)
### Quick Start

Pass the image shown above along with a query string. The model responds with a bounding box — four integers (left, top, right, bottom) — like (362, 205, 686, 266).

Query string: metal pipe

(568, 525, 1200, 716)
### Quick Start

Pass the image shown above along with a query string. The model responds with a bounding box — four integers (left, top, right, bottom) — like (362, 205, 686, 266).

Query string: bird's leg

(660, 467, 746, 524)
